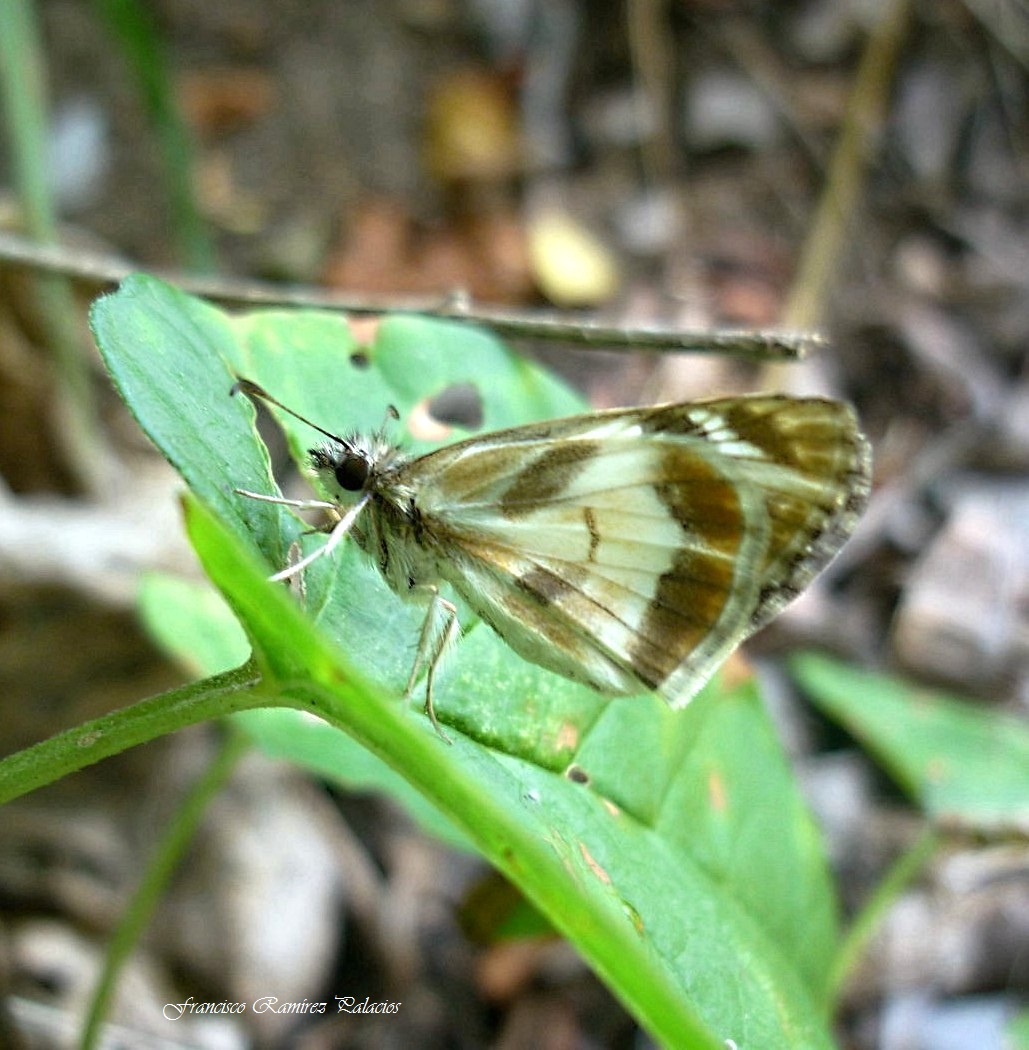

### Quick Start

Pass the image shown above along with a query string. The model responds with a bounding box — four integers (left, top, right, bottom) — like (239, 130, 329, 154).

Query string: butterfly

(232, 379, 871, 737)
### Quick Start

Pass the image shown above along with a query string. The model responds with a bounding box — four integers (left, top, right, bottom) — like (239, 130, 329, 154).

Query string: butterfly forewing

(396, 395, 869, 706)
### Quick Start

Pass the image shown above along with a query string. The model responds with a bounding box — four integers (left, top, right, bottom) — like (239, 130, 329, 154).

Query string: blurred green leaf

(1006, 1008, 1029, 1049)
(138, 573, 250, 677)
(791, 653, 1029, 833)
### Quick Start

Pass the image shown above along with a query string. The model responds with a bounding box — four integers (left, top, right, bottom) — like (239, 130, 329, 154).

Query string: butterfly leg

(404, 586, 459, 742)
(234, 489, 371, 582)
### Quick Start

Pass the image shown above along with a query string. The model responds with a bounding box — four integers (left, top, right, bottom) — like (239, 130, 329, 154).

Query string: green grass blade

(80, 728, 250, 1050)
(94, 0, 217, 271)
(0, 0, 106, 490)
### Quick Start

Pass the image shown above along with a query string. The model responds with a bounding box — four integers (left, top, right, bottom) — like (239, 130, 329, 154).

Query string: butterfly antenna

(379, 403, 400, 434)
(231, 378, 346, 444)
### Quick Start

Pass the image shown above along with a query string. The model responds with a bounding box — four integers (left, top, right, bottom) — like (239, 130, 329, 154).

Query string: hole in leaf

(408, 383, 484, 442)
(426, 383, 484, 430)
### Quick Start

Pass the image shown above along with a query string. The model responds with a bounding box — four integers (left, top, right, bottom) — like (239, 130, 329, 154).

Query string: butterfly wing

(399, 396, 870, 706)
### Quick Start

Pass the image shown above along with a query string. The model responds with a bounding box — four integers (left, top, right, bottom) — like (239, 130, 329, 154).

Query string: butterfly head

(309, 431, 404, 504)
(231, 376, 406, 507)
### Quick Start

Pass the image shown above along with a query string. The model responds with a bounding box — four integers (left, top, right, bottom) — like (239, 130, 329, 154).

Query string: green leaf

(791, 653, 1029, 834)
(138, 573, 250, 677)
(90, 276, 296, 566)
(91, 274, 841, 1049)
(1007, 1008, 1029, 1050)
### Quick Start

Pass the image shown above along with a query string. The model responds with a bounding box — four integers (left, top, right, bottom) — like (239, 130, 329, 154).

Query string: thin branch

(0, 229, 821, 361)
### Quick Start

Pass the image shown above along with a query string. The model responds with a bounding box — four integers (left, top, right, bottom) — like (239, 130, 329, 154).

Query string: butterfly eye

(335, 454, 369, 491)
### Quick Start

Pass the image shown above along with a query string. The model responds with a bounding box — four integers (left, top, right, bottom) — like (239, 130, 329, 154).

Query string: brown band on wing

(631, 452, 745, 685)
(638, 404, 707, 438)
(720, 398, 849, 475)
(499, 441, 602, 516)
(516, 564, 581, 607)
(643, 396, 855, 479)
(626, 560, 739, 688)
(737, 403, 870, 629)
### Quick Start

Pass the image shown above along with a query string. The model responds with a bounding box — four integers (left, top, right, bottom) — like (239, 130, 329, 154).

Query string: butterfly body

(285, 394, 871, 713)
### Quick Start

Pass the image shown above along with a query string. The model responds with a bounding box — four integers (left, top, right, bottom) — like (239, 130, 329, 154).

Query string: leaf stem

(0, 661, 270, 805)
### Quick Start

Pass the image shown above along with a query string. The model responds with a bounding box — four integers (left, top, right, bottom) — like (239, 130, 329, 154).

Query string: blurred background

(0, 0, 1026, 1047)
